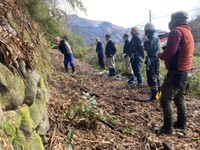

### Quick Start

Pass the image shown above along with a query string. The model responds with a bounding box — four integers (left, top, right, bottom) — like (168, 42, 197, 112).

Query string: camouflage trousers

(160, 71, 192, 118)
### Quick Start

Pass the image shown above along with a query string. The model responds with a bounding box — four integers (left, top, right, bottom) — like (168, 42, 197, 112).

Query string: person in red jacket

(157, 11, 194, 134)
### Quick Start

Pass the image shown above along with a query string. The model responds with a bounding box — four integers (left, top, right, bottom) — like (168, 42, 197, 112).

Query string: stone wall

(0, 0, 51, 149)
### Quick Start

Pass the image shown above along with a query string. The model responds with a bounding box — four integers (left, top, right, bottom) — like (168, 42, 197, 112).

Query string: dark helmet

(105, 34, 111, 39)
(171, 11, 188, 22)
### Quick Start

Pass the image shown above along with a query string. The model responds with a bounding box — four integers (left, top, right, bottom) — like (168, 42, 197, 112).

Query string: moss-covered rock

(29, 98, 45, 129)
(18, 106, 33, 138)
(25, 70, 41, 106)
(29, 75, 50, 135)
(28, 132, 44, 150)
(0, 63, 25, 110)
(0, 63, 13, 98)
(3, 111, 21, 129)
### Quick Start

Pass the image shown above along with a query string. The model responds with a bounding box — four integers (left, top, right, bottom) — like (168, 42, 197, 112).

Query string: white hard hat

(144, 23, 155, 31)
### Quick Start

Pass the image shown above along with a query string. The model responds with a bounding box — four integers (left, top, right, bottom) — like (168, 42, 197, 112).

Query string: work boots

(71, 66, 75, 74)
(173, 113, 186, 129)
(159, 117, 173, 134)
(108, 68, 117, 76)
(148, 89, 158, 101)
(65, 66, 69, 72)
(108, 68, 112, 76)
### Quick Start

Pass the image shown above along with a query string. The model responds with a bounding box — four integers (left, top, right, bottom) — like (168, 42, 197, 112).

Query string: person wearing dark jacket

(123, 34, 133, 78)
(144, 23, 162, 101)
(128, 27, 144, 84)
(55, 37, 75, 73)
(96, 38, 105, 69)
(157, 11, 194, 134)
(105, 34, 117, 76)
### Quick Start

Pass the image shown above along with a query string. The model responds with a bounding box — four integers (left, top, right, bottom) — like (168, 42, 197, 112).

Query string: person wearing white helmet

(144, 22, 162, 101)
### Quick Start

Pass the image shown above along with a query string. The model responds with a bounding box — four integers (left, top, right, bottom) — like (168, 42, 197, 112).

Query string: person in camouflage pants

(158, 11, 194, 134)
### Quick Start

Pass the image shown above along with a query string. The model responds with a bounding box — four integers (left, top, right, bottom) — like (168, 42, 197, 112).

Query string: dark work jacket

(105, 40, 117, 57)
(58, 39, 72, 54)
(129, 34, 144, 58)
(123, 39, 131, 56)
(96, 41, 104, 54)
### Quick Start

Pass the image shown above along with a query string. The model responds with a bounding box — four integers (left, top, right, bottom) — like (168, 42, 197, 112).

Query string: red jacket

(159, 23, 194, 71)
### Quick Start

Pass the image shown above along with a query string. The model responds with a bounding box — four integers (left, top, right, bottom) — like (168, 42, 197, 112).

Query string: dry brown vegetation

(46, 50, 200, 150)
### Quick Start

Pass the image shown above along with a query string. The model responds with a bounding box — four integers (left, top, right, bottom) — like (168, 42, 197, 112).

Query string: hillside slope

(46, 49, 200, 149)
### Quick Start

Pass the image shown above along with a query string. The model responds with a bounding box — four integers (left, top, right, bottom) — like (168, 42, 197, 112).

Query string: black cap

(105, 34, 111, 39)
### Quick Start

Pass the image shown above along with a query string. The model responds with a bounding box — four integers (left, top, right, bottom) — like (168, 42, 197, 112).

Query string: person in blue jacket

(55, 37, 75, 73)
(96, 37, 105, 69)
(144, 23, 162, 101)
(129, 27, 144, 85)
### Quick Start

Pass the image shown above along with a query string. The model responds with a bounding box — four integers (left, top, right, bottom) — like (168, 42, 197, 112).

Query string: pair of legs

(64, 53, 75, 73)
(106, 57, 117, 76)
(124, 56, 133, 77)
(130, 57, 143, 84)
(159, 71, 191, 134)
(146, 58, 161, 100)
(98, 53, 105, 69)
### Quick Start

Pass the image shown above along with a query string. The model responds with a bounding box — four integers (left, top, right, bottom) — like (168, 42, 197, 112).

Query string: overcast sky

(75, 0, 200, 31)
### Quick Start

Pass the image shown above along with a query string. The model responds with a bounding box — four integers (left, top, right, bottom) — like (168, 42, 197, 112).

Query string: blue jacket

(144, 33, 161, 57)
(96, 41, 104, 54)
(129, 34, 144, 58)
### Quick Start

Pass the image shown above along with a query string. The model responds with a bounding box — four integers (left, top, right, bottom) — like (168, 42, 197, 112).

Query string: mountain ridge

(68, 15, 130, 45)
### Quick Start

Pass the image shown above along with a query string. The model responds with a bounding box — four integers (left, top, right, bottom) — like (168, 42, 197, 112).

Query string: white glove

(123, 53, 127, 57)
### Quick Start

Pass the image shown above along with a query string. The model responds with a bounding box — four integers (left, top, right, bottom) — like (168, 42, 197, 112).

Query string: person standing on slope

(144, 22, 162, 101)
(96, 37, 105, 69)
(105, 34, 117, 76)
(128, 27, 144, 85)
(157, 11, 194, 134)
(122, 33, 133, 79)
(55, 37, 76, 73)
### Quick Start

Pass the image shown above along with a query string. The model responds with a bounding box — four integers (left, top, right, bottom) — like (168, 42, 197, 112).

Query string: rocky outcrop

(0, 0, 51, 149)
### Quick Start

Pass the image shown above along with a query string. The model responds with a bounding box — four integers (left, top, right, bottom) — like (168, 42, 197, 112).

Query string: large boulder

(25, 70, 41, 106)
(0, 63, 25, 110)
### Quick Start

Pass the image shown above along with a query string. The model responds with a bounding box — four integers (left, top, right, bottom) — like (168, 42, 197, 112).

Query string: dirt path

(45, 50, 200, 150)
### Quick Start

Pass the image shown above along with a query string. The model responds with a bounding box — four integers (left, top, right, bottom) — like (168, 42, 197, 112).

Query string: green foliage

(64, 0, 87, 12)
(188, 55, 200, 96)
(20, 0, 64, 40)
(65, 92, 100, 129)
(63, 130, 75, 150)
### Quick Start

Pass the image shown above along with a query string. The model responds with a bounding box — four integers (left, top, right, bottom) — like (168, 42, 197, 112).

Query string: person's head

(55, 36, 62, 44)
(105, 34, 111, 42)
(168, 11, 188, 30)
(144, 22, 155, 38)
(123, 34, 129, 41)
(130, 27, 139, 36)
(96, 37, 100, 43)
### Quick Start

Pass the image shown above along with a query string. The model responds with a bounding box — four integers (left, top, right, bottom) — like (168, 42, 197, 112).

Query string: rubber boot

(108, 68, 112, 76)
(160, 117, 173, 134)
(156, 86, 162, 99)
(148, 89, 157, 101)
(173, 113, 186, 129)
(65, 66, 69, 72)
(71, 66, 75, 74)
(112, 68, 117, 76)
